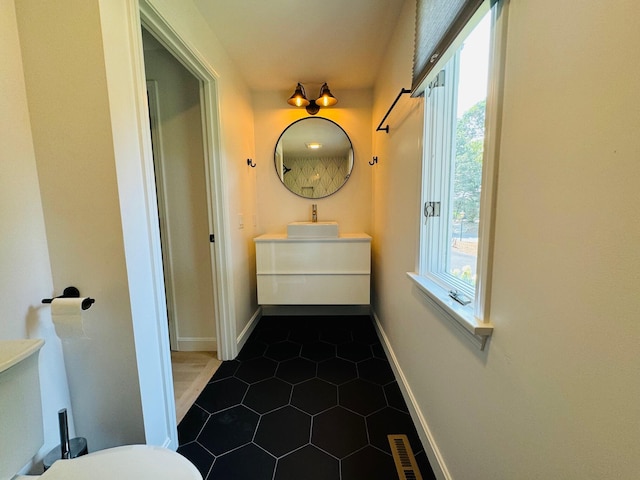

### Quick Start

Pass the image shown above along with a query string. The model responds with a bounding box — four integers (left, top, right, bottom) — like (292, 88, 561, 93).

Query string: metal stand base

(43, 437, 88, 470)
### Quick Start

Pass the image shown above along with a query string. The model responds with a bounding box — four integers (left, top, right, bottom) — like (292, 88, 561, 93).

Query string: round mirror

(274, 117, 353, 198)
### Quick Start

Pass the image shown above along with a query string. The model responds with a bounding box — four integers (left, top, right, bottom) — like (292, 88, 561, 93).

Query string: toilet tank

(0, 339, 45, 480)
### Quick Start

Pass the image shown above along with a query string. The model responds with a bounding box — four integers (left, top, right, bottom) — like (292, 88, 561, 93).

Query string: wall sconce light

(287, 83, 337, 115)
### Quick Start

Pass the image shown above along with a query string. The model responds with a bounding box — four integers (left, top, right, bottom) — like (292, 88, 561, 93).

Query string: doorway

(139, 2, 237, 363)
(142, 28, 217, 353)
(118, 0, 237, 448)
(141, 28, 221, 420)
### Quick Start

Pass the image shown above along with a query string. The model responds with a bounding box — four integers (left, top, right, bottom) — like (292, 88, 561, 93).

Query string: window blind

(412, 0, 491, 95)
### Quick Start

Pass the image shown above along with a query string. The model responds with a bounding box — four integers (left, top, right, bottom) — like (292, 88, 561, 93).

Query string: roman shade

(412, 0, 493, 95)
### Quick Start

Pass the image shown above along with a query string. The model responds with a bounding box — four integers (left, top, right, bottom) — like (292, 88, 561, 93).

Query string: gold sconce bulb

(316, 83, 338, 107)
(287, 82, 337, 115)
(287, 83, 310, 107)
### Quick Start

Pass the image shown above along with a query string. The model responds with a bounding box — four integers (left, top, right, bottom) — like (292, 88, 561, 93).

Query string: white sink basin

(287, 221, 339, 238)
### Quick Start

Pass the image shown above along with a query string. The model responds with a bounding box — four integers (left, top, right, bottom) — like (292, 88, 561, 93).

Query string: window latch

(449, 290, 471, 306)
(424, 201, 441, 218)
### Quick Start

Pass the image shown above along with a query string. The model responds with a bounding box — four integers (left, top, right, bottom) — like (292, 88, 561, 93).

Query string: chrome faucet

(312, 204, 318, 223)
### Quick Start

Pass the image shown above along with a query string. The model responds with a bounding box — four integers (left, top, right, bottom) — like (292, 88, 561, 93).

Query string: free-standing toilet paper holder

(43, 408, 89, 470)
(42, 286, 95, 310)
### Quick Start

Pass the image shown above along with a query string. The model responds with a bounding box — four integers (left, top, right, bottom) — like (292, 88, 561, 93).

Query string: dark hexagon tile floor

(177, 315, 436, 480)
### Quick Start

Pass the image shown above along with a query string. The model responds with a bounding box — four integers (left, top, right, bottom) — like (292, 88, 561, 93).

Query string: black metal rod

(376, 88, 411, 134)
(58, 409, 70, 459)
(42, 286, 95, 310)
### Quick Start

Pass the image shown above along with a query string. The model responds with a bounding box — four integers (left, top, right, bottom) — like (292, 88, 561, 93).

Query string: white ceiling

(192, 0, 407, 92)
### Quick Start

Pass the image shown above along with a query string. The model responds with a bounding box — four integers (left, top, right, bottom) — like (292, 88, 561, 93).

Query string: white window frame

(408, 0, 508, 350)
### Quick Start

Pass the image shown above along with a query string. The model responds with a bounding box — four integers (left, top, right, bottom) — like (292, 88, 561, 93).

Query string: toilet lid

(39, 445, 201, 480)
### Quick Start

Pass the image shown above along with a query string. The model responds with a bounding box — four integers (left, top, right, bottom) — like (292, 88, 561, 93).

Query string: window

(409, 0, 504, 348)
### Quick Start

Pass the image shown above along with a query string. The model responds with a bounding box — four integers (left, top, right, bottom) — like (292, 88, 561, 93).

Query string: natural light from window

(448, 14, 490, 290)
(418, 7, 493, 308)
(457, 17, 490, 117)
(410, 0, 501, 348)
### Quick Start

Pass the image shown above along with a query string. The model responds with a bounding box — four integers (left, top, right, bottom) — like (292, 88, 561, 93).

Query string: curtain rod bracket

(376, 88, 411, 134)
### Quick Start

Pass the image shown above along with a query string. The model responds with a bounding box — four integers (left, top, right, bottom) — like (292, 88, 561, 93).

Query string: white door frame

(112, 0, 236, 449)
(137, 1, 237, 360)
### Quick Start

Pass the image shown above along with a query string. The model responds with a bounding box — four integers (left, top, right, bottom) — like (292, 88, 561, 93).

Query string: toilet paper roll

(51, 297, 88, 339)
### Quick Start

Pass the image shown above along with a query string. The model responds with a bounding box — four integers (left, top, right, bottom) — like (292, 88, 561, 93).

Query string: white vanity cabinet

(254, 233, 371, 305)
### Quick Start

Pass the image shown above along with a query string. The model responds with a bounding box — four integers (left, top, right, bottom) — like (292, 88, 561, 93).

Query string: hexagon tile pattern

(177, 315, 436, 480)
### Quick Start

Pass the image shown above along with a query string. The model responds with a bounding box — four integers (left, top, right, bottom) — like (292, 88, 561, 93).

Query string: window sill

(406, 272, 493, 350)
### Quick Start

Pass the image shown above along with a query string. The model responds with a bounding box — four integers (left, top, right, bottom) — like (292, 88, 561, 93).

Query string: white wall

(9, 0, 262, 451)
(253, 89, 373, 236)
(4, 0, 259, 455)
(372, 0, 640, 479)
(0, 0, 75, 465)
(14, 0, 146, 450)
(143, 36, 217, 350)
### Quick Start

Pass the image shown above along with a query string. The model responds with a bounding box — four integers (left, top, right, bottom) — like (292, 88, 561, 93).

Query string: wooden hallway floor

(171, 350, 221, 423)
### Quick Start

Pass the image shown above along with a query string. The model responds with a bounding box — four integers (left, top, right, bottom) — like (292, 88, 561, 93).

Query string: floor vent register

(388, 434, 423, 480)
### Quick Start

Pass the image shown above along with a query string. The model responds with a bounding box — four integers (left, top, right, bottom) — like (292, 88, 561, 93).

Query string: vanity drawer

(256, 274, 370, 305)
(256, 240, 370, 274)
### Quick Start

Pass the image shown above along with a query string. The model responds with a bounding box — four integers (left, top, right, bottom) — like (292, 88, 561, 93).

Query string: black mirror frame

(274, 117, 354, 199)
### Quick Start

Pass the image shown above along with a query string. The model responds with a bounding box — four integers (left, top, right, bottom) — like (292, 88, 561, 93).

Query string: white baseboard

(176, 337, 216, 352)
(371, 309, 452, 480)
(237, 307, 262, 352)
